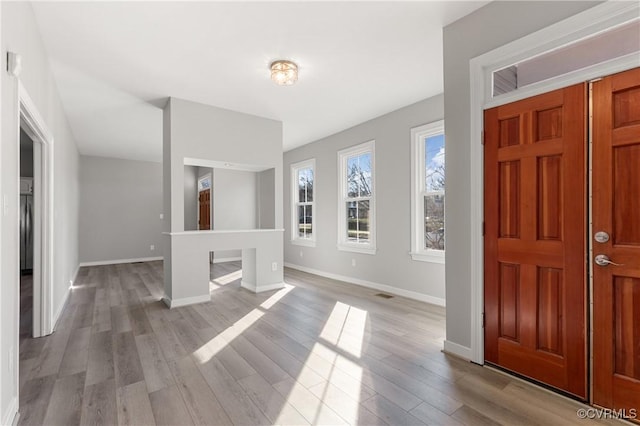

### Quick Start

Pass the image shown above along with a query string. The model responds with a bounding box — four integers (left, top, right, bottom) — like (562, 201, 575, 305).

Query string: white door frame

(468, 2, 640, 364)
(18, 81, 55, 338)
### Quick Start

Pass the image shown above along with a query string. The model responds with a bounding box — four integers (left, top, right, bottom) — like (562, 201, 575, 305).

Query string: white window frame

(290, 158, 316, 247)
(410, 120, 445, 263)
(337, 140, 376, 255)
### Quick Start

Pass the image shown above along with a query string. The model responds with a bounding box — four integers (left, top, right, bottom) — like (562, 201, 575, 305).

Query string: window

(291, 159, 315, 246)
(411, 120, 445, 263)
(198, 175, 211, 191)
(338, 140, 376, 254)
(492, 20, 639, 97)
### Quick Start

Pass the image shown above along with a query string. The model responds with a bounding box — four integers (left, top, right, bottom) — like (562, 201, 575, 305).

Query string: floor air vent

(375, 293, 394, 299)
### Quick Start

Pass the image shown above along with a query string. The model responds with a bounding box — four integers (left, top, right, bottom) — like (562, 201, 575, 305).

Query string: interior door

(592, 67, 640, 414)
(484, 83, 587, 398)
(199, 189, 211, 230)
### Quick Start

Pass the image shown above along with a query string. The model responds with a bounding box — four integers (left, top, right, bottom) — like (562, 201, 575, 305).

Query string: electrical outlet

(159, 213, 164, 220)
(150, 245, 155, 251)
(299, 251, 304, 258)
(352, 258, 356, 267)
(271, 262, 278, 272)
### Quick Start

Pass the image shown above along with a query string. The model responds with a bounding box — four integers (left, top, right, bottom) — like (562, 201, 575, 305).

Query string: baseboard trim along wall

(284, 262, 446, 307)
(2, 397, 17, 426)
(212, 256, 242, 264)
(162, 294, 211, 309)
(72, 264, 81, 285)
(240, 281, 286, 293)
(443, 340, 472, 361)
(51, 265, 78, 331)
(52, 289, 69, 330)
(79, 256, 164, 267)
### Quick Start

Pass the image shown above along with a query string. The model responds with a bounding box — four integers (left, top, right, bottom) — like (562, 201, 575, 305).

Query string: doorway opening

(209, 255, 242, 293)
(468, 2, 639, 417)
(19, 129, 35, 346)
(18, 83, 55, 339)
(483, 68, 640, 412)
(198, 173, 212, 231)
(468, 3, 639, 367)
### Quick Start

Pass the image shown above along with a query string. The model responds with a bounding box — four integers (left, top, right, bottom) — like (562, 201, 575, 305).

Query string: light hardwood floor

(17, 261, 614, 426)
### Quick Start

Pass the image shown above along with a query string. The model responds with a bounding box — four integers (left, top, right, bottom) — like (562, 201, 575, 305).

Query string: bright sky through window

(425, 134, 445, 192)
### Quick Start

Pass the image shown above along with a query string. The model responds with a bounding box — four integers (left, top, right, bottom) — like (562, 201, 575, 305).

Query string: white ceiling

(32, 1, 488, 162)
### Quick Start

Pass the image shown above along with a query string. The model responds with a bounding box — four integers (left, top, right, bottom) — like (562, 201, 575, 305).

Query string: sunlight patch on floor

(212, 269, 243, 285)
(301, 344, 364, 424)
(319, 301, 368, 358)
(261, 284, 295, 309)
(193, 284, 295, 364)
(280, 300, 368, 424)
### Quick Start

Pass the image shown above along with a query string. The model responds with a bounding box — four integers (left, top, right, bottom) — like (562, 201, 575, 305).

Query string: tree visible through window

(291, 159, 315, 246)
(346, 152, 372, 243)
(297, 167, 314, 238)
(424, 134, 445, 250)
(411, 120, 445, 262)
(338, 140, 376, 254)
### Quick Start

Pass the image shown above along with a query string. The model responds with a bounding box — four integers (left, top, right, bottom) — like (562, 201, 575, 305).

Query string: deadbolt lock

(594, 231, 610, 243)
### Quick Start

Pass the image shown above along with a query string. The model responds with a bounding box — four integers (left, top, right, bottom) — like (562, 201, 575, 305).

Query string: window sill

(410, 251, 445, 264)
(337, 244, 377, 255)
(291, 238, 316, 248)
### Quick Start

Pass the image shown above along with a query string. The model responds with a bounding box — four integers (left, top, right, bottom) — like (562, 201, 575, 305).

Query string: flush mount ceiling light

(270, 60, 298, 86)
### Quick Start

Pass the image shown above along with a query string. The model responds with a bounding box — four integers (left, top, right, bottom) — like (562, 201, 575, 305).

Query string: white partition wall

(162, 97, 284, 307)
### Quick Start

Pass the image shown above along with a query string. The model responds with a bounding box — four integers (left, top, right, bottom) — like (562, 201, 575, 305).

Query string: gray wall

(213, 168, 257, 231)
(79, 156, 163, 263)
(284, 95, 445, 302)
(212, 168, 258, 260)
(443, 1, 600, 350)
(1, 2, 80, 421)
(257, 168, 276, 229)
(184, 165, 198, 231)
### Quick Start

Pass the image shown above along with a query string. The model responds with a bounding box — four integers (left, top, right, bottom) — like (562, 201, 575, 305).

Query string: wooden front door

(484, 83, 587, 398)
(592, 67, 640, 414)
(199, 189, 211, 230)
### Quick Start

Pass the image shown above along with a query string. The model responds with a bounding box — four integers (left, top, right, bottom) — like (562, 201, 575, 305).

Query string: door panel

(592, 67, 640, 413)
(484, 83, 587, 399)
(199, 189, 211, 230)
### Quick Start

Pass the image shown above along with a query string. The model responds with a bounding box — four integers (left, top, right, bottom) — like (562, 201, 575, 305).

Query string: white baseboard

(50, 263, 80, 333)
(240, 280, 285, 293)
(443, 340, 472, 361)
(162, 294, 210, 308)
(72, 263, 81, 284)
(52, 283, 72, 332)
(2, 396, 17, 426)
(79, 256, 163, 267)
(284, 262, 446, 307)
(212, 256, 241, 264)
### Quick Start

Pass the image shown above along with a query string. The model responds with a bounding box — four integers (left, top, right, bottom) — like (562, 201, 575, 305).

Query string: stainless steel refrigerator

(20, 190, 33, 274)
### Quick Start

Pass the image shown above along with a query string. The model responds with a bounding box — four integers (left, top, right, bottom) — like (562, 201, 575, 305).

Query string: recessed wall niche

(183, 159, 276, 233)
